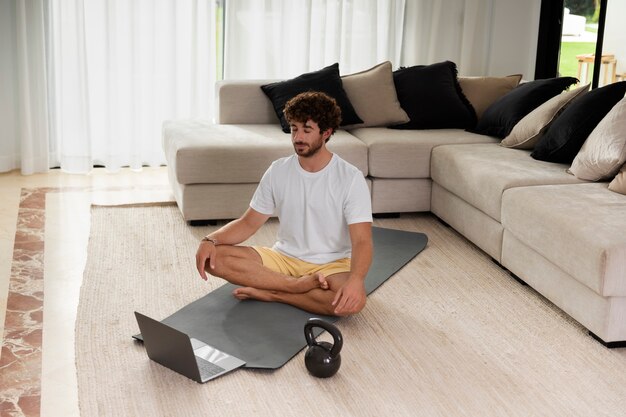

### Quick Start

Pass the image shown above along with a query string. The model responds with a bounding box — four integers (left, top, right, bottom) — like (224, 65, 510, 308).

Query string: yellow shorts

(252, 247, 351, 278)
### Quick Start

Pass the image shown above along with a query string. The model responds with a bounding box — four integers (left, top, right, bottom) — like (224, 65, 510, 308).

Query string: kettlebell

(303, 318, 343, 378)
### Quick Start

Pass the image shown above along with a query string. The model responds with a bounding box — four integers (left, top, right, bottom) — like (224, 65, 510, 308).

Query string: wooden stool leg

(577, 61, 583, 82)
(612, 61, 617, 83)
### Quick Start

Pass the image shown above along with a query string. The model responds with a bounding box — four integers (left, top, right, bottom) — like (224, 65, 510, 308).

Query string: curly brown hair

(283, 91, 342, 140)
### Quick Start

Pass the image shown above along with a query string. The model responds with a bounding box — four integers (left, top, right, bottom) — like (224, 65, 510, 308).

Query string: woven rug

(76, 204, 626, 417)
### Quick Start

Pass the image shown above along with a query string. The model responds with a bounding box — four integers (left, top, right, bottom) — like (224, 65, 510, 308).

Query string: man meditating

(195, 91, 373, 316)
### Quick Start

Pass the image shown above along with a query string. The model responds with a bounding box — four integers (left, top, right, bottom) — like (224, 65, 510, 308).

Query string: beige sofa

(163, 80, 626, 346)
(431, 144, 626, 346)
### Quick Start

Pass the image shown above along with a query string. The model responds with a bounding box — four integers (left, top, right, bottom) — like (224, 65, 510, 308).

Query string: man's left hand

(332, 277, 366, 315)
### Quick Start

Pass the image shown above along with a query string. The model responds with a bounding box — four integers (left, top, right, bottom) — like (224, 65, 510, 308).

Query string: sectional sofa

(162, 62, 626, 346)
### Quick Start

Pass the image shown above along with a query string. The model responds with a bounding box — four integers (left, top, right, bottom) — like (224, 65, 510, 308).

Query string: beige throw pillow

(458, 74, 522, 119)
(501, 83, 589, 150)
(608, 165, 626, 195)
(569, 96, 626, 181)
(341, 61, 409, 128)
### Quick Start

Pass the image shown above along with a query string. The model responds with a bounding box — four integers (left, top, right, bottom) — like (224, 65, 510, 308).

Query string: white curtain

(223, 0, 406, 79)
(0, 0, 516, 175)
(401, 0, 495, 75)
(0, 0, 217, 175)
(0, 0, 50, 174)
(48, 0, 217, 173)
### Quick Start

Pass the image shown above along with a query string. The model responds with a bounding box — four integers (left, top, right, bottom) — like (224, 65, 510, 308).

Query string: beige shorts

(252, 247, 351, 277)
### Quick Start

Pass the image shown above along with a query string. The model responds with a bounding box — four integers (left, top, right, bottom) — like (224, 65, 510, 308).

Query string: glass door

(558, 1, 599, 84)
(555, 0, 622, 88)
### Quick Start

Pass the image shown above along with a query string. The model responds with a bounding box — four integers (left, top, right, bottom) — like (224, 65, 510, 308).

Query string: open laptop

(134, 311, 246, 383)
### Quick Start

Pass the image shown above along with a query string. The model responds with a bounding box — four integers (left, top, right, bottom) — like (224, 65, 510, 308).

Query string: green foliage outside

(565, 0, 600, 23)
(559, 42, 596, 79)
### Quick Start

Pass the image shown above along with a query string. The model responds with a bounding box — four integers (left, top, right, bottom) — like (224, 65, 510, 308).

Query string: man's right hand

(195, 241, 217, 280)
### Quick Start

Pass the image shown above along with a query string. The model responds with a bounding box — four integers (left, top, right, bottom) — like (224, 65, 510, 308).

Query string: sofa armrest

(216, 79, 280, 124)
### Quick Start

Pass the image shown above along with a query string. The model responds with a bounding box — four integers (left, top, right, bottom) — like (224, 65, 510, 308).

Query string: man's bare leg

(233, 273, 358, 316)
(206, 245, 328, 293)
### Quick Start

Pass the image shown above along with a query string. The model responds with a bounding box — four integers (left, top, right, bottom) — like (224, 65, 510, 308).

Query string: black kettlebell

(304, 318, 343, 378)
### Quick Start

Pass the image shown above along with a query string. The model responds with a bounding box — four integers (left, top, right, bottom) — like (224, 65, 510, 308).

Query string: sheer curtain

(0, 0, 50, 174)
(222, 0, 497, 79)
(401, 0, 495, 75)
(48, 0, 218, 173)
(223, 0, 406, 79)
(0, 0, 217, 175)
(1, 0, 520, 175)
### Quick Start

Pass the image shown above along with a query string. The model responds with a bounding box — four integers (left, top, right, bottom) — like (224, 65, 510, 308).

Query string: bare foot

(290, 272, 328, 293)
(316, 273, 329, 290)
(233, 287, 276, 301)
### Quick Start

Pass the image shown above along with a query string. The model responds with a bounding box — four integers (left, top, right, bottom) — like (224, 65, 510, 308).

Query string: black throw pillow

(472, 77, 579, 138)
(531, 81, 626, 164)
(260, 63, 362, 133)
(389, 61, 476, 130)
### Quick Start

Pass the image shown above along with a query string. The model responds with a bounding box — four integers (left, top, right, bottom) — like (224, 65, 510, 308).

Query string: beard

(293, 135, 325, 157)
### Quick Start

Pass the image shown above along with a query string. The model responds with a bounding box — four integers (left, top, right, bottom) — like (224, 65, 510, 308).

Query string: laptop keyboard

(196, 357, 226, 377)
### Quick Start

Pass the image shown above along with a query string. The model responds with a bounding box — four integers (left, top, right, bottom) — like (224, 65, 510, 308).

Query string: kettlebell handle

(304, 318, 343, 358)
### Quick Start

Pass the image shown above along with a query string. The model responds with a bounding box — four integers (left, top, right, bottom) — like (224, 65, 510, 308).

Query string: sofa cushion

(390, 61, 477, 130)
(341, 61, 409, 128)
(430, 143, 585, 221)
(568, 96, 626, 181)
(216, 79, 278, 124)
(532, 81, 626, 164)
(502, 183, 626, 296)
(348, 128, 497, 179)
(472, 77, 579, 138)
(609, 165, 626, 195)
(162, 120, 368, 184)
(458, 74, 522, 119)
(260, 63, 363, 133)
(501, 83, 589, 150)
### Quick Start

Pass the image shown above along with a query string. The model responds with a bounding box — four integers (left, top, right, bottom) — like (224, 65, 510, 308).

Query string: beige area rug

(76, 204, 626, 417)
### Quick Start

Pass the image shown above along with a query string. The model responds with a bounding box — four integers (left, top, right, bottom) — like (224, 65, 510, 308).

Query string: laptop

(134, 311, 246, 383)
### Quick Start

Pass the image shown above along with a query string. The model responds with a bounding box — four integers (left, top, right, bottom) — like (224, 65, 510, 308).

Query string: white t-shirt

(250, 154, 373, 264)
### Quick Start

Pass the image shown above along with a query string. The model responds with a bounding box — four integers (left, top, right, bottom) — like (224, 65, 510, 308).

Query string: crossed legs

(233, 273, 351, 316)
(204, 245, 351, 316)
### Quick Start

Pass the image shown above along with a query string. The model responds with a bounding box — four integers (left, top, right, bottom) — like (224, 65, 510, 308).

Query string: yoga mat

(134, 227, 427, 369)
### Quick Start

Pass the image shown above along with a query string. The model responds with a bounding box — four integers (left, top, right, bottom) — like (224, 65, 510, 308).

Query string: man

(195, 91, 373, 316)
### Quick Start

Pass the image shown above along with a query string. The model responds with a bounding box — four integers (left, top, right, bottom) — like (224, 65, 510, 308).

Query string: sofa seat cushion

(430, 144, 585, 221)
(349, 128, 497, 179)
(163, 120, 368, 184)
(502, 183, 626, 296)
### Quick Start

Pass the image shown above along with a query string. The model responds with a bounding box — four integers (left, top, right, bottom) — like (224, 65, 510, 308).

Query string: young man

(195, 91, 373, 316)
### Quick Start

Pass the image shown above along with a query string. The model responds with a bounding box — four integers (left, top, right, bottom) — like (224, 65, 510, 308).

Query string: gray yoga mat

(134, 226, 427, 369)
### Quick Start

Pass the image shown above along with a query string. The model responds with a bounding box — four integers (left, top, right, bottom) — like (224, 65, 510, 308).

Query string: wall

(602, 0, 626, 76)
